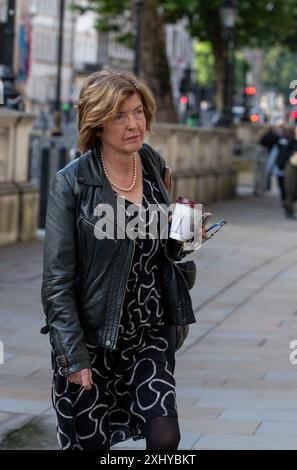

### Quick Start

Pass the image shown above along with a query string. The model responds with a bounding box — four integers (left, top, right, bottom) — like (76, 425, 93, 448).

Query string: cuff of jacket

(56, 352, 91, 376)
(167, 238, 192, 261)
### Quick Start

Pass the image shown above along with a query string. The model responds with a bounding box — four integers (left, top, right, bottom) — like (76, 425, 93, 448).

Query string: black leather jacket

(41, 144, 196, 375)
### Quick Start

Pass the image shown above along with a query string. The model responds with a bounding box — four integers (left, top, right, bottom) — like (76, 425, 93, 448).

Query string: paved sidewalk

(0, 188, 297, 450)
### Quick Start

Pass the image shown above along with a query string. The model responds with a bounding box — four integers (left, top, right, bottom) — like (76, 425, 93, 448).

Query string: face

(100, 93, 146, 155)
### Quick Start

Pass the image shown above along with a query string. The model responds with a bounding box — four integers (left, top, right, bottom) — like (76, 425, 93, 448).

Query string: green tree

(194, 41, 247, 105)
(194, 42, 215, 88)
(74, 0, 297, 115)
(262, 47, 297, 99)
(72, 0, 178, 123)
(162, 0, 297, 109)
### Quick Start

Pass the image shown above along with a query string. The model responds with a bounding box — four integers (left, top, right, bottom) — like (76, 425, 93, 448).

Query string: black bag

(175, 261, 196, 350)
(177, 260, 196, 290)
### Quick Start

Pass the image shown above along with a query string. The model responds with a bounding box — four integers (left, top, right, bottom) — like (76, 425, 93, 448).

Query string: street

(0, 187, 297, 450)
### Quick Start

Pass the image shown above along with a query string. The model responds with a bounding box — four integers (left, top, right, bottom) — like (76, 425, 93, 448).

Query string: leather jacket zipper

(81, 217, 118, 243)
(112, 238, 135, 348)
(82, 214, 136, 348)
(82, 210, 137, 243)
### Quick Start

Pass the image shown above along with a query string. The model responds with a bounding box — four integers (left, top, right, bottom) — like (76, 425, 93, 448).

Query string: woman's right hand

(67, 368, 93, 390)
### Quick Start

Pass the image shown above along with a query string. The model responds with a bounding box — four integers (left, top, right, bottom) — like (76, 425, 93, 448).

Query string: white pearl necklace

(99, 146, 137, 192)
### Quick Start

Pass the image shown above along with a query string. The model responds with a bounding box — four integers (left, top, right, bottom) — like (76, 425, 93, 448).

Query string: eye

(135, 108, 144, 118)
(114, 113, 125, 122)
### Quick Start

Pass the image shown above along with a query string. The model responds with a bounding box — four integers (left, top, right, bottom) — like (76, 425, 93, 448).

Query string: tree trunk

(201, 6, 226, 113)
(213, 50, 225, 112)
(139, 0, 178, 123)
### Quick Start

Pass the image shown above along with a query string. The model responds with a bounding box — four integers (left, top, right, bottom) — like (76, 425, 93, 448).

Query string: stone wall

(235, 123, 269, 146)
(146, 124, 237, 203)
(0, 110, 38, 246)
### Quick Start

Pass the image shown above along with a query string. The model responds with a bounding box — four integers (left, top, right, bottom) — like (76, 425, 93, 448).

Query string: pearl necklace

(100, 147, 137, 192)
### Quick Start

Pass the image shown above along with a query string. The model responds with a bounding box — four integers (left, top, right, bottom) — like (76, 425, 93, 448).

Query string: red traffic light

(180, 96, 188, 104)
(244, 86, 257, 95)
(291, 111, 297, 119)
(250, 113, 260, 122)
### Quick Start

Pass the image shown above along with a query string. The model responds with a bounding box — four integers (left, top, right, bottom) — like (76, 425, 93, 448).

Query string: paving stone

(256, 421, 297, 435)
(180, 419, 260, 436)
(218, 408, 297, 422)
(193, 433, 297, 450)
(0, 414, 33, 444)
(0, 412, 11, 423)
(0, 397, 51, 415)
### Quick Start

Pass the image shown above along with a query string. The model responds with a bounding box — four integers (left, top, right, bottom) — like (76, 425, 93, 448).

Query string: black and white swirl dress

(52, 161, 177, 450)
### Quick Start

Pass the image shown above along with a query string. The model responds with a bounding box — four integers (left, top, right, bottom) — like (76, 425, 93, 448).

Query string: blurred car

(211, 106, 266, 126)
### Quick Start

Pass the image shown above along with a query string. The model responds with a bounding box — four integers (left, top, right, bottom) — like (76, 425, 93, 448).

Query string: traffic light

(244, 86, 257, 95)
(180, 96, 188, 105)
(250, 113, 260, 123)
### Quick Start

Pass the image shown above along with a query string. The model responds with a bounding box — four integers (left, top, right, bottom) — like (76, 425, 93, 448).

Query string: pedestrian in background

(261, 124, 283, 191)
(265, 127, 295, 207)
(282, 126, 297, 219)
(41, 70, 203, 450)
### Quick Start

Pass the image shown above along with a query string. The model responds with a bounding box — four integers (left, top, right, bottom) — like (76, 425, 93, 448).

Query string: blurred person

(260, 125, 280, 152)
(41, 70, 205, 450)
(260, 125, 283, 191)
(265, 127, 295, 206)
(281, 126, 297, 219)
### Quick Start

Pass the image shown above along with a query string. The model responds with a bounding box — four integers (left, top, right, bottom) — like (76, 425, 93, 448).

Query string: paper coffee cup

(169, 196, 202, 244)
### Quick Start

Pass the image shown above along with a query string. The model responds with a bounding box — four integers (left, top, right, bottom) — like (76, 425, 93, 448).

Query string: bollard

(39, 146, 50, 229)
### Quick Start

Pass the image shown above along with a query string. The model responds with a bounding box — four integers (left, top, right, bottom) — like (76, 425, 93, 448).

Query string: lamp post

(51, 0, 65, 136)
(219, 0, 237, 127)
(133, 0, 143, 76)
(0, 0, 21, 109)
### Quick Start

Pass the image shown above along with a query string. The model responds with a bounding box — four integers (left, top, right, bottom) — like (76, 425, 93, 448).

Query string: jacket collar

(77, 147, 105, 186)
(76, 144, 171, 236)
(76, 145, 171, 206)
(77, 145, 165, 190)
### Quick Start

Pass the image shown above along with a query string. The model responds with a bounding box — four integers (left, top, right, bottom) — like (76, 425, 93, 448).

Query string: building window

(34, 0, 58, 16)
(33, 29, 57, 63)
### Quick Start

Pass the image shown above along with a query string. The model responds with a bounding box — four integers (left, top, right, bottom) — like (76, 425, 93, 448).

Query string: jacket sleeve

(41, 171, 90, 376)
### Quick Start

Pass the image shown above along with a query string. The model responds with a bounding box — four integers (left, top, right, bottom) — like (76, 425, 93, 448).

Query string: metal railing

(28, 133, 79, 228)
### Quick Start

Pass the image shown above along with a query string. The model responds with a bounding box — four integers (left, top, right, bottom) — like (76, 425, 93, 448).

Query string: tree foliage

(73, 0, 297, 112)
(194, 42, 215, 88)
(262, 47, 297, 98)
(160, 0, 297, 51)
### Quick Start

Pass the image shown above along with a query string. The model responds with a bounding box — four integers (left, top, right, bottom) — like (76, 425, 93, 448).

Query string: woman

(41, 70, 198, 450)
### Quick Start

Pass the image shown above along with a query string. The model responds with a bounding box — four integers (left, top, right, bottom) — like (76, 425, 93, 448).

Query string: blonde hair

(77, 70, 156, 153)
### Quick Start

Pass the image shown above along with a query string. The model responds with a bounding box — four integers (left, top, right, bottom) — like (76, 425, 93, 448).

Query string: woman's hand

(201, 225, 208, 241)
(168, 215, 209, 242)
(67, 368, 93, 390)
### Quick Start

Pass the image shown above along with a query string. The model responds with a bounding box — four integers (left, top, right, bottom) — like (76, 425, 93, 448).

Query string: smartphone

(203, 219, 227, 242)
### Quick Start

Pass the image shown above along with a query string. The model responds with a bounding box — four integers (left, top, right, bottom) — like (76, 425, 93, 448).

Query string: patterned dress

(52, 161, 177, 450)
